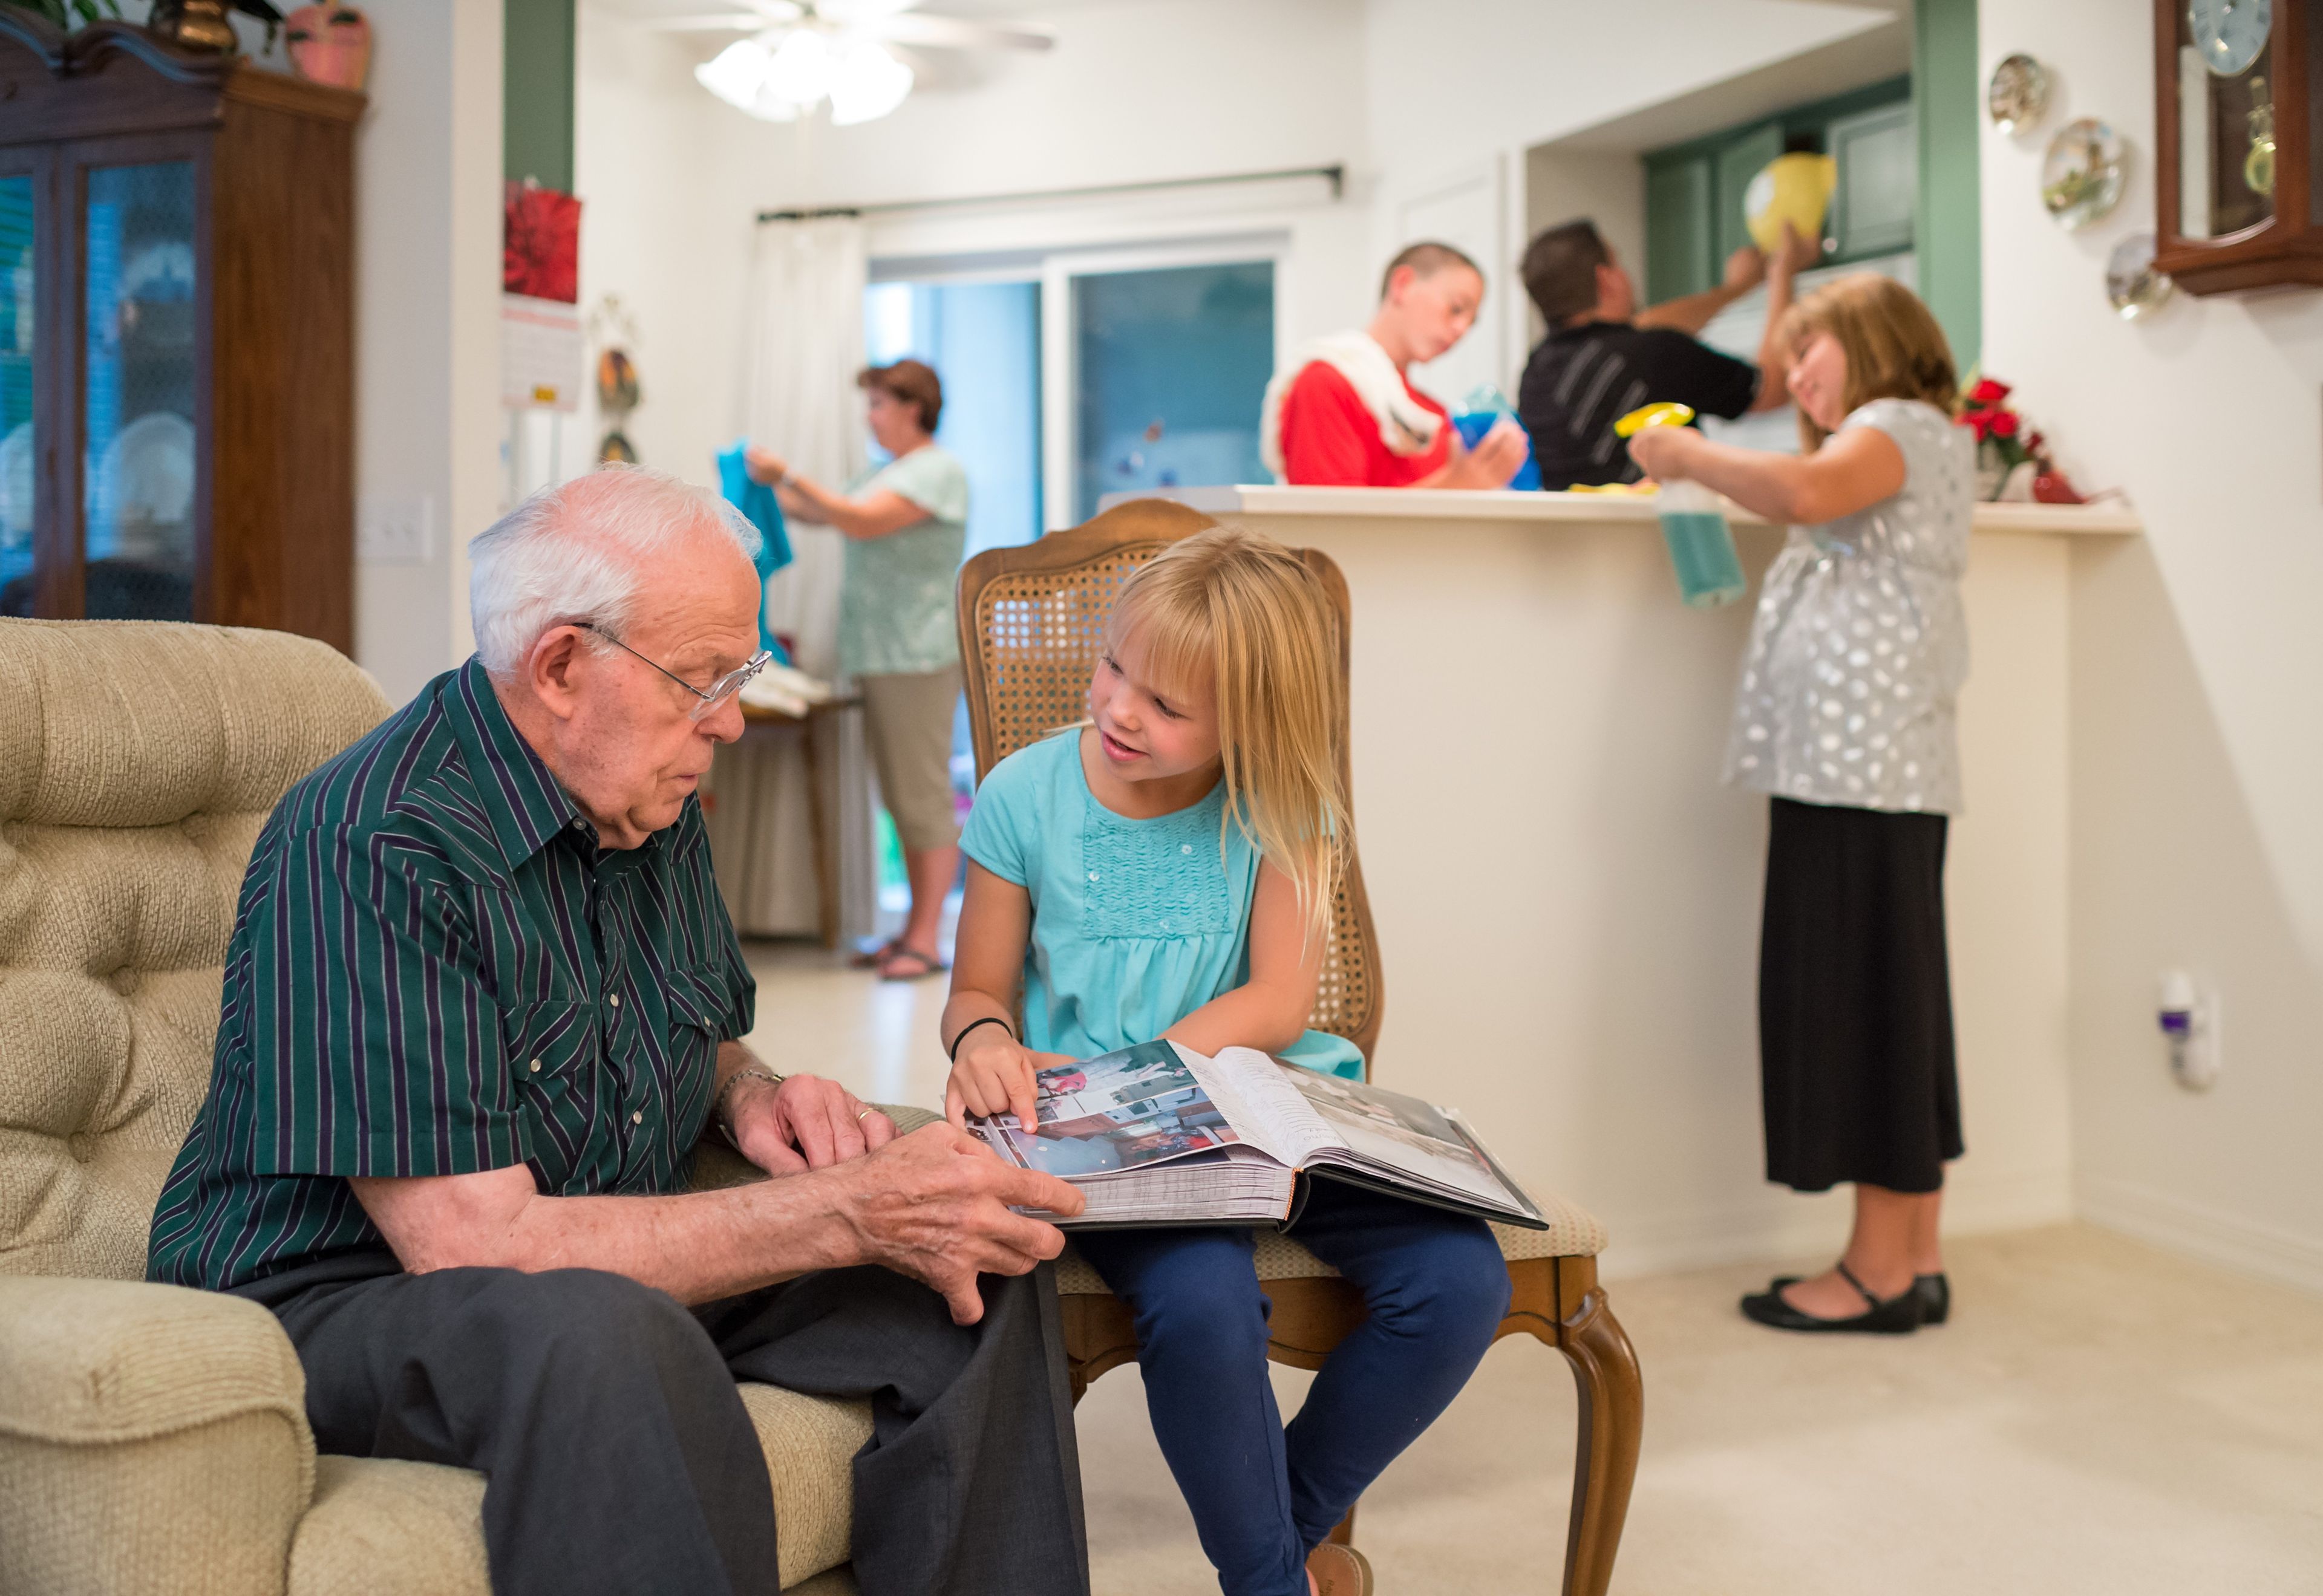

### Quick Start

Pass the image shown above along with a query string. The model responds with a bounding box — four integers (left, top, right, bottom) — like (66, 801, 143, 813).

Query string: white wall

(350, 0, 504, 705)
(1978, 2, 2323, 1291)
(571, 19, 752, 489)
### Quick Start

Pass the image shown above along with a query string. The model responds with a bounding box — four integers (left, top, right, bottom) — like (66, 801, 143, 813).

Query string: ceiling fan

(650, 0, 1055, 126)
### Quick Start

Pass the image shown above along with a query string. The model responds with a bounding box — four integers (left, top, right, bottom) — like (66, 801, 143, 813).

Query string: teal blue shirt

(960, 729, 1363, 1079)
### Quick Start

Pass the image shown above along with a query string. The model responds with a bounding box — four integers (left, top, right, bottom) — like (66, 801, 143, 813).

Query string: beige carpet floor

(740, 939, 2323, 1595)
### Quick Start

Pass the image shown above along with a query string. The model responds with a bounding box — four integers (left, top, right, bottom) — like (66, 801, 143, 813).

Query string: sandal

(1306, 1543, 1373, 1596)
(877, 945, 949, 982)
(849, 937, 904, 969)
(1740, 1260, 1923, 1335)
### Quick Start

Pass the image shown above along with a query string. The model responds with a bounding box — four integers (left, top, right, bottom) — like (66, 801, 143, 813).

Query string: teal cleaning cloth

(717, 441, 793, 663)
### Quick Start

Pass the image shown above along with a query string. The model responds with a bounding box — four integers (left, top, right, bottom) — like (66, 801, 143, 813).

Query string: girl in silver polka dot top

(1628, 272, 1971, 1334)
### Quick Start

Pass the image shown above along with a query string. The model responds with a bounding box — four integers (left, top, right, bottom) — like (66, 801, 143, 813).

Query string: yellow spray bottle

(1614, 403, 1746, 608)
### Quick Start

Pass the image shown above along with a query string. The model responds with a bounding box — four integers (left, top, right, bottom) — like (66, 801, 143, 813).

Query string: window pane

(84, 161, 197, 622)
(0, 174, 33, 614)
(1073, 261, 1273, 523)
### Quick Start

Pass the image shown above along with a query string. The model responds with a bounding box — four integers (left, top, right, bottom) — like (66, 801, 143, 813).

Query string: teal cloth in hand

(717, 441, 793, 663)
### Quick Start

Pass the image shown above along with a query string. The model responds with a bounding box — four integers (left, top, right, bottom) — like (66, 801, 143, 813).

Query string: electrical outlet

(359, 496, 434, 565)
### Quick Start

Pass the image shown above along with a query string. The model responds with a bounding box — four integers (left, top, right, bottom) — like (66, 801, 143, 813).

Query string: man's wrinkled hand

(733, 1073, 896, 1176)
(837, 1124, 1084, 1325)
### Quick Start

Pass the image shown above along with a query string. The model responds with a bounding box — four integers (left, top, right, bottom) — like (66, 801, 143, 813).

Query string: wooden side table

(736, 695, 861, 948)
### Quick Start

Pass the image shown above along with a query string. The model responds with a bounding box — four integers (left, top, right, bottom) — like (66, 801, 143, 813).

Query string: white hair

(469, 464, 762, 679)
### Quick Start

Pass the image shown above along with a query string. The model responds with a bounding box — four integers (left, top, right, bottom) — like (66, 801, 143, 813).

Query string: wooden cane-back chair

(955, 499, 1642, 1596)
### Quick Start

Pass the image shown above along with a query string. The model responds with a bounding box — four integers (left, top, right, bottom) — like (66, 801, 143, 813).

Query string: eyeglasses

(574, 622, 773, 722)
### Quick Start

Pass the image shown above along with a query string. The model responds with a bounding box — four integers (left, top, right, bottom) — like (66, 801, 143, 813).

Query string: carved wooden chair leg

(1549, 1257, 1642, 1596)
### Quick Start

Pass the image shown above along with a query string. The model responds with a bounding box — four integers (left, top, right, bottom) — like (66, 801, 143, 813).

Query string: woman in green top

(747, 359, 970, 981)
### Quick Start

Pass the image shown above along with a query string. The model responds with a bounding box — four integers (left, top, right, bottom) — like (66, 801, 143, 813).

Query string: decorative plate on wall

(2042, 117, 2125, 229)
(1987, 53, 2052, 134)
(2105, 232, 2176, 318)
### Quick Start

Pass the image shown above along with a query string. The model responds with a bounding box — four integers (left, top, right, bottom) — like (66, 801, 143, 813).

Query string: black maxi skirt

(1758, 796, 1964, 1194)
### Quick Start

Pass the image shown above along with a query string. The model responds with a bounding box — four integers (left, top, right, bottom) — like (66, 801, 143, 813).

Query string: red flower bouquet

(1955, 374, 2080, 501)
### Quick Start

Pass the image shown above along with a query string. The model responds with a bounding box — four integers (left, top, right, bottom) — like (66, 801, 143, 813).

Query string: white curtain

(702, 216, 877, 943)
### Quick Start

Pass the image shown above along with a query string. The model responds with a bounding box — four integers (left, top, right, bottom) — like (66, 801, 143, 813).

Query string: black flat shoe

(1771, 1271, 1950, 1324)
(1741, 1261, 1924, 1334)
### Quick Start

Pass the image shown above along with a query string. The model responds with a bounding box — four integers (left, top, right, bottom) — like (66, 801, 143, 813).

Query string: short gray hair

(469, 464, 762, 679)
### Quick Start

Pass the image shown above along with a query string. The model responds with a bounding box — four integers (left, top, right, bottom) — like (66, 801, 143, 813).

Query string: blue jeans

(1074, 1181, 1511, 1596)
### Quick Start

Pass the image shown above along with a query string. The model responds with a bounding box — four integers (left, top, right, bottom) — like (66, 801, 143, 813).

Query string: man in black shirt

(1516, 217, 1817, 490)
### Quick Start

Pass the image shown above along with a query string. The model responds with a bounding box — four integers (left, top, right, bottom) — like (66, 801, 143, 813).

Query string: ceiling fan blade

(645, 13, 777, 31)
(645, 0, 799, 31)
(868, 11, 1055, 51)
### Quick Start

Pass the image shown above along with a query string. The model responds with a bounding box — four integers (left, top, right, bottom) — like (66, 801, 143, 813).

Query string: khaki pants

(859, 665, 964, 852)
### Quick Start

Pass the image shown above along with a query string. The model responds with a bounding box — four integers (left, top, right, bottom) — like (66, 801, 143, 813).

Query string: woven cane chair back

(955, 499, 1383, 1067)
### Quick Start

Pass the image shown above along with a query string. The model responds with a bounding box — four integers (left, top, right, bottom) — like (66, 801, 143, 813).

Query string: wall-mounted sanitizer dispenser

(2158, 972, 2221, 1092)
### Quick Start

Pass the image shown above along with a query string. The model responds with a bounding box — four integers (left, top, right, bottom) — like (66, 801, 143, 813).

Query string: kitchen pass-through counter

(1103, 484, 2138, 1277)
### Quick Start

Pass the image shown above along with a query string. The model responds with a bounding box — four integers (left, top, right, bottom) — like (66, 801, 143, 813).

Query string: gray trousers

(235, 1252, 1090, 1596)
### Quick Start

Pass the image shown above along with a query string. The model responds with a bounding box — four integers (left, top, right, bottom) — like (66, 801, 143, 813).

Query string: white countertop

(1110, 484, 2142, 538)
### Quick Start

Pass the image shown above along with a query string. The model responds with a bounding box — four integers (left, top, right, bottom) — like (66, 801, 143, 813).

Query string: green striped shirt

(148, 657, 756, 1292)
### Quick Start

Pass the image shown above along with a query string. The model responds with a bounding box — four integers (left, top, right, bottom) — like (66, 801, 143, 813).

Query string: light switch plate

(358, 496, 434, 565)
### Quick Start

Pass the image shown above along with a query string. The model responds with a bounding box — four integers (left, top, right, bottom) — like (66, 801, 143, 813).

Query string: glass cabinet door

(80, 158, 198, 622)
(0, 169, 33, 616)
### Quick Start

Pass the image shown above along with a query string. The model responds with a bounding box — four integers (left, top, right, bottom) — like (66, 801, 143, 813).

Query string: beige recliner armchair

(0, 619, 874, 1595)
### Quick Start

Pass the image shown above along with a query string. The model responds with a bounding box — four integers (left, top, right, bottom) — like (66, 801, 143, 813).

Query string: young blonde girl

(1627, 273, 1968, 1335)
(941, 526, 1508, 1596)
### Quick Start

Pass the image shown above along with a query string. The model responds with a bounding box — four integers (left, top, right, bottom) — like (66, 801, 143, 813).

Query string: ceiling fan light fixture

(762, 27, 835, 108)
(826, 36, 913, 125)
(695, 37, 803, 120)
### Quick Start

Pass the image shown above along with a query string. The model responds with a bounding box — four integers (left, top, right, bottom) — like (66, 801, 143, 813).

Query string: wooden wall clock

(2154, 0, 2323, 293)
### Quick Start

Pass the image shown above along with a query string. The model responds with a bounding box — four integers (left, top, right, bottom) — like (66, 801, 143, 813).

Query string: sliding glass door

(1041, 241, 1281, 527)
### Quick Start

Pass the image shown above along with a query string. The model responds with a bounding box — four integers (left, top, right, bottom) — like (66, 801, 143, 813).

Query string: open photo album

(963, 1040, 1547, 1230)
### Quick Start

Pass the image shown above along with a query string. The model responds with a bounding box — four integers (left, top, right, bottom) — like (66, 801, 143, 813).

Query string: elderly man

(146, 467, 1091, 1596)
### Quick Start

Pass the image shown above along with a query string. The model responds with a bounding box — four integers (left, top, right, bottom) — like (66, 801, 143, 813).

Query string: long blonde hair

(1109, 524, 1348, 942)
(1778, 273, 1957, 452)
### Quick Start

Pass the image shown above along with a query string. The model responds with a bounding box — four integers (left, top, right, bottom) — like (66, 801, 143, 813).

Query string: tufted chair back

(0, 620, 391, 1282)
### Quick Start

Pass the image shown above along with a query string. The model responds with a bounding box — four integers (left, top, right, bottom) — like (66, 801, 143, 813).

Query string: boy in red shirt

(1261, 241, 1528, 489)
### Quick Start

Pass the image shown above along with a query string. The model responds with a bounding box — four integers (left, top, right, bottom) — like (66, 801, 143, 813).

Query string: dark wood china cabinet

(0, 11, 361, 650)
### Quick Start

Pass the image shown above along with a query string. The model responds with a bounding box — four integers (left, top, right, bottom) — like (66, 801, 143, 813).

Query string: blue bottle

(1451, 384, 1541, 490)
(1613, 402, 1745, 608)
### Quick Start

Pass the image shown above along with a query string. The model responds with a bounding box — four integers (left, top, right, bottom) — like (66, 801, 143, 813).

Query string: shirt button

(529, 1058, 541, 1073)
(632, 1110, 644, 1125)
(1088, 871, 1099, 882)
(1181, 844, 1192, 854)
(609, 994, 621, 1008)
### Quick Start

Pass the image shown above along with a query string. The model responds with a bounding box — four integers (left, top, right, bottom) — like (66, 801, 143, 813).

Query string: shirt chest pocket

(661, 967, 731, 1054)
(507, 995, 594, 1090)
(1080, 806, 1236, 942)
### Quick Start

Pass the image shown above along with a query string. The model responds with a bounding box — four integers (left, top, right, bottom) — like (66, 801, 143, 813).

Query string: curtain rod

(756, 163, 1344, 224)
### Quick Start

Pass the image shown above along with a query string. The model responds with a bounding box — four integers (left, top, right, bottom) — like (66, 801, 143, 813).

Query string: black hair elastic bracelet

(947, 1015, 1015, 1061)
